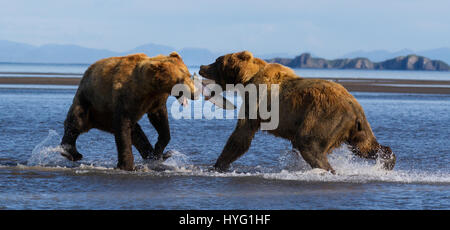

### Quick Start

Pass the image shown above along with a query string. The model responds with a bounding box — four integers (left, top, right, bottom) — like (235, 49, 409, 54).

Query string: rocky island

(267, 53, 449, 71)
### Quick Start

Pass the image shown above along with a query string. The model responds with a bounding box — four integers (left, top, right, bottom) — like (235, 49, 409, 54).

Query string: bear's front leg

(292, 136, 336, 174)
(214, 118, 260, 171)
(148, 107, 171, 160)
(113, 114, 135, 171)
(60, 103, 88, 161)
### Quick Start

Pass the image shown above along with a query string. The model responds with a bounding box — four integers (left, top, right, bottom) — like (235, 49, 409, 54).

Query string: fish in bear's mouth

(176, 73, 236, 110)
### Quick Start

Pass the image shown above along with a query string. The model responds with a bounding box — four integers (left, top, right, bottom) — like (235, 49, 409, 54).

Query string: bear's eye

(357, 121, 362, 131)
(177, 78, 184, 84)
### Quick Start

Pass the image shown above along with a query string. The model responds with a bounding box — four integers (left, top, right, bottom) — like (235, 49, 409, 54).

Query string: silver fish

(193, 73, 236, 110)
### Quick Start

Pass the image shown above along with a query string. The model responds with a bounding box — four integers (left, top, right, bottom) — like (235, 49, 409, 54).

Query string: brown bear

(199, 51, 396, 174)
(60, 52, 198, 171)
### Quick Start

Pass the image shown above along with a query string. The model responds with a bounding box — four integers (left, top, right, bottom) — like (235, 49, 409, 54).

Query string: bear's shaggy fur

(61, 52, 197, 170)
(200, 51, 396, 173)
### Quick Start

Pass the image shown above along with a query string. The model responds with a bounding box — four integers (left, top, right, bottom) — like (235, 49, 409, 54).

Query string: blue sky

(0, 0, 449, 58)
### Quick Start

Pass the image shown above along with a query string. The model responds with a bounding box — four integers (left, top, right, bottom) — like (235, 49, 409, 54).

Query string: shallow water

(0, 83, 449, 209)
(1, 63, 449, 80)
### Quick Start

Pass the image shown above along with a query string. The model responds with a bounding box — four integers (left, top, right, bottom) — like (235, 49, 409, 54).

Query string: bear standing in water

(61, 52, 198, 171)
(200, 51, 396, 174)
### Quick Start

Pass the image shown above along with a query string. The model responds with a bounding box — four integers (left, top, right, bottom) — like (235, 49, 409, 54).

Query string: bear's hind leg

(131, 123, 154, 160)
(291, 113, 354, 174)
(61, 103, 89, 161)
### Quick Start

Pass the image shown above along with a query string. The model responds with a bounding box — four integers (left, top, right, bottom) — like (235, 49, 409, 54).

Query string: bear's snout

(379, 145, 396, 170)
(199, 65, 215, 81)
(199, 65, 207, 76)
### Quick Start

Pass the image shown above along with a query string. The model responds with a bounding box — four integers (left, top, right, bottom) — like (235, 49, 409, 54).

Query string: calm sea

(0, 63, 449, 209)
(1, 62, 450, 80)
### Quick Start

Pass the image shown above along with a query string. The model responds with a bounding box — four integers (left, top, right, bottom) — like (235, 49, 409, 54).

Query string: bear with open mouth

(200, 51, 396, 174)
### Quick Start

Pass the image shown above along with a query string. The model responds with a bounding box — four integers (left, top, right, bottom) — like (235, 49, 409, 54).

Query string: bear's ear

(237, 51, 253, 61)
(169, 51, 181, 59)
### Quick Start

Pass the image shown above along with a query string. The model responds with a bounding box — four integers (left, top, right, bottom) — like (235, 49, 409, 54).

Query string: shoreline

(0, 76, 450, 94)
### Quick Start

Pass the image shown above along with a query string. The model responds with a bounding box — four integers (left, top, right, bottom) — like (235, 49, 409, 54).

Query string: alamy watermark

(170, 77, 280, 130)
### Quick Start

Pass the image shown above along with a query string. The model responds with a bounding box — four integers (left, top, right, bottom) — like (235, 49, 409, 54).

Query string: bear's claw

(61, 151, 83, 162)
(213, 162, 230, 172)
(147, 151, 172, 161)
(60, 145, 83, 161)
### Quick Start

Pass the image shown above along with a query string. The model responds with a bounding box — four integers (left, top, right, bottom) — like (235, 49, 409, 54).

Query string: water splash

(162, 150, 191, 168)
(11, 134, 450, 184)
(27, 129, 74, 167)
(278, 149, 309, 171)
(267, 146, 450, 183)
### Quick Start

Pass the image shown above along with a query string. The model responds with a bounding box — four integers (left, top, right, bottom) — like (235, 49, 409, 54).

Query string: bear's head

(347, 107, 396, 170)
(148, 52, 199, 101)
(199, 51, 266, 88)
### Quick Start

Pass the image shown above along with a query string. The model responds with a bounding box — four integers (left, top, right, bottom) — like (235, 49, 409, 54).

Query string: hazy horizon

(1, 0, 449, 58)
(1, 38, 447, 57)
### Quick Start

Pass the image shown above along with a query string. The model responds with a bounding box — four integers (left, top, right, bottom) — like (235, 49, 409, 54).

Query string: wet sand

(0, 77, 81, 85)
(0, 75, 450, 94)
(328, 78, 450, 94)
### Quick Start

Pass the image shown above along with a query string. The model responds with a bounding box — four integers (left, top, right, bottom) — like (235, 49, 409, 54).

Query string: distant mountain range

(0, 40, 293, 67)
(341, 48, 450, 64)
(0, 40, 219, 66)
(267, 53, 449, 71)
(1, 40, 449, 70)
